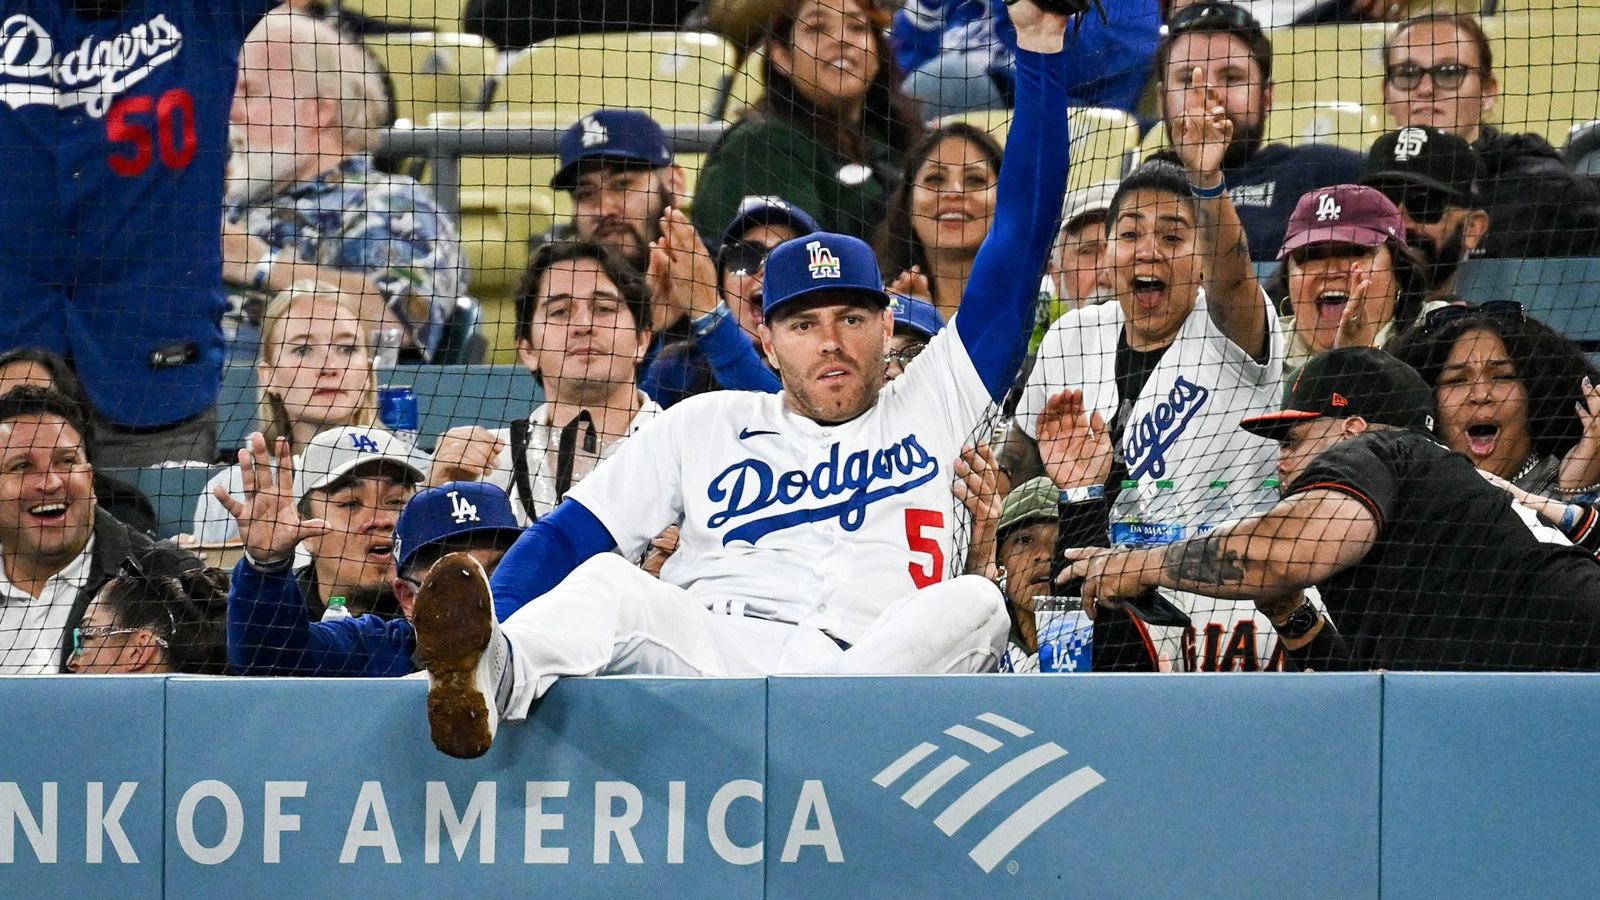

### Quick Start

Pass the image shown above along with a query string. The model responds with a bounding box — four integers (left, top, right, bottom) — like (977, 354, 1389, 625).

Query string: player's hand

(1006, 0, 1074, 54)
(1560, 375, 1600, 493)
(641, 525, 680, 578)
(955, 445, 1007, 578)
(1480, 466, 1574, 527)
(650, 208, 721, 320)
(888, 266, 933, 303)
(1169, 69, 1232, 190)
(1059, 546, 1153, 617)
(1036, 389, 1113, 490)
(213, 432, 329, 566)
(1333, 261, 1384, 350)
(429, 426, 506, 487)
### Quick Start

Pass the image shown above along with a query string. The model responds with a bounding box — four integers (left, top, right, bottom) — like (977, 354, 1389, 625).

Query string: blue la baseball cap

(760, 231, 889, 319)
(394, 481, 524, 573)
(887, 293, 945, 339)
(721, 196, 822, 246)
(551, 110, 673, 190)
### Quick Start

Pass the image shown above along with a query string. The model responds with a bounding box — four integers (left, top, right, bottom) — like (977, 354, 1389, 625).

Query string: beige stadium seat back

(339, 0, 466, 31)
(490, 31, 738, 124)
(932, 107, 1139, 192)
(364, 32, 496, 127)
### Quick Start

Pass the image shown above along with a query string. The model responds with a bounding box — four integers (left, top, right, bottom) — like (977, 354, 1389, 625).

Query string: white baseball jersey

(1018, 289, 1292, 671)
(566, 323, 992, 645)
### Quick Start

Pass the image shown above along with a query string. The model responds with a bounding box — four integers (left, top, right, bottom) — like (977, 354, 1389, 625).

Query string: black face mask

(71, 0, 130, 18)
(1411, 219, 1469, 290)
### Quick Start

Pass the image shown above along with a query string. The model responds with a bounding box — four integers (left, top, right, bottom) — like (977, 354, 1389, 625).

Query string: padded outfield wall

(0, 674, 1594, 898)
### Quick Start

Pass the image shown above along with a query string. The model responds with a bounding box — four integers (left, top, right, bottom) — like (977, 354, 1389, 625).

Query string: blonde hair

(258, 281, 379, 448)
(252, 10, 390, 152)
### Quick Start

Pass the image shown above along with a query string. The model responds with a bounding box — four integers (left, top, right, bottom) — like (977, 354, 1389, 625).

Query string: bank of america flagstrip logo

(872, 712, 1105, 873)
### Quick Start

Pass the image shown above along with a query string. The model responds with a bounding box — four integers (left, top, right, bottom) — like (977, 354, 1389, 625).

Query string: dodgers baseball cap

(761, 232, 889, 318)
(1239, 347, 1435, 441)
(394, 481, 524, 572)
(997, 476, 1060, 537)
(551, 110, 673, 190)
(888, 293, 945, 339)
(718, 196, 821, 277)
(295, 426, 425, 502)
(1363, 126, 1483, 208)
(1278, 184, 1407, 260)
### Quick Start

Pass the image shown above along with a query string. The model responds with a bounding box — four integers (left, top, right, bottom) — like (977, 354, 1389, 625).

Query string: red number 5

(905, 509, 945, 588)
(107, 88, 197, 177)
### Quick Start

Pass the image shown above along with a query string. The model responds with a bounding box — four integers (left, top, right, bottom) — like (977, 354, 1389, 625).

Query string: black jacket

(53, 508, 205, 671)
(1475, 126, 1600, 258)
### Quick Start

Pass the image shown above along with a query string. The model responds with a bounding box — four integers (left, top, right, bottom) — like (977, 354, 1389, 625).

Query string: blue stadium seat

(1454, 258, 1600, 350)
(103, 464, 229, 540)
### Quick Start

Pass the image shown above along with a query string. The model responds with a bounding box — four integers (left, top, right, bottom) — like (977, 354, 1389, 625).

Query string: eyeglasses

(1418, 299, 1525, 336)
(1165, 1, 1262, 37)
(1385, 62, 1478, 91)
(883, 343, 928, 368)
(71, 624, 166, 658)
(719, 239, 775, 278)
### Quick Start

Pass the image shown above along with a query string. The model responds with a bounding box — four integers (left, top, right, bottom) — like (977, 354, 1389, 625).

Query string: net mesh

(4, 0, 1600, 677)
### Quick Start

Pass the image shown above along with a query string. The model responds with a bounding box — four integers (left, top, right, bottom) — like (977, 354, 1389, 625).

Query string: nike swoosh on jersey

(738, 428, 781, 439)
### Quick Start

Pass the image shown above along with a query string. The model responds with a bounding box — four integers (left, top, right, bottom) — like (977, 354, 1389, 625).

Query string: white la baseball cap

(294, 426, 426, 503)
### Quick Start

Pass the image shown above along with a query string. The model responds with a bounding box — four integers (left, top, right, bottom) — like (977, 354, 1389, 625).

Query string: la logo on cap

(1315, 193, 1343, 221)
(580, 115, 608, 148)
(448, 489, 480, 524)
(1394, 127, 1428, 161)
(807, 240, 841, 279)
(349, 433, 381, 453)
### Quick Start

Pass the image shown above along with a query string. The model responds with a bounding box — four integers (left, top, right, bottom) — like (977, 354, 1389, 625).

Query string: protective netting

(3, 0, 1600, 680)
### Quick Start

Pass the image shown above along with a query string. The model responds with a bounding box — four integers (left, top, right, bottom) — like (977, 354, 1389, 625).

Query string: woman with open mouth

(1392, 302, 1600, 504)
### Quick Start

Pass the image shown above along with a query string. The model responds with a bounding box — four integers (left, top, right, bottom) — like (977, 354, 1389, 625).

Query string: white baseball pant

(499, 553, 1009, 720)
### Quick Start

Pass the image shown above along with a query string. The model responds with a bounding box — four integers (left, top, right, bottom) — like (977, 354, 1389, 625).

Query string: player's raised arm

(950, 0, 1074, 400)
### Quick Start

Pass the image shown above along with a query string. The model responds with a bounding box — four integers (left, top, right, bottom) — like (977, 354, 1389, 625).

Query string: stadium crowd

(6, 0, 1600, 727)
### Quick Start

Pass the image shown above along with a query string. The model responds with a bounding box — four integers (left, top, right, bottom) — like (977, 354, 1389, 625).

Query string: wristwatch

(1276, 600, 1322, 640)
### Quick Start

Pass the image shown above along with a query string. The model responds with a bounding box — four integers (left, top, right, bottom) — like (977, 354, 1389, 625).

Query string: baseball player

(0, 0, 308, 467)
(411, 0, 1076, 759)
(1007, 74, 1290, 672)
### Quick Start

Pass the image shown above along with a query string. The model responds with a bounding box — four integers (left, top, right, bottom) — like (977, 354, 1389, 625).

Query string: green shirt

(692, 116, 897, 241)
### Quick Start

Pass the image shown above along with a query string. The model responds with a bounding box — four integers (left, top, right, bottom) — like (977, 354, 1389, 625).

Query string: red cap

(1277, 184, 1407, 261)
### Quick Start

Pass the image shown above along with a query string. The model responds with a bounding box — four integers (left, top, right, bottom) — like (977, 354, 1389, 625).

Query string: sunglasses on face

(720, 240, 775, 278)
(1419, 299, 1526, 336)
(1385, 62, 1477, 91)
(1376, 186, 1457, 225)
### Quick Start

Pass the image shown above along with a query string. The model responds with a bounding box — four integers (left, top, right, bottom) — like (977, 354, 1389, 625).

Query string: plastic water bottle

(1035, 595, 1092, 673)
(1194, 479, 1237, 536)
(320, 597, 351, 623)
(1108, 479, 1145, 546)
(1142, 480, 1189, 545)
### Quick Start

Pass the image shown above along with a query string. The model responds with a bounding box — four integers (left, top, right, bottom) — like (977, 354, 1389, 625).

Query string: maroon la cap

(1277, 184, 1407, 261)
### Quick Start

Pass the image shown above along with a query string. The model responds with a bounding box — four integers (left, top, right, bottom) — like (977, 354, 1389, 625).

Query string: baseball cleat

(414, 551, 507, 759)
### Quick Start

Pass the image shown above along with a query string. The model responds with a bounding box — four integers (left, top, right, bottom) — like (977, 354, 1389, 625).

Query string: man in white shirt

(0, 387, 204, 674)
(428, 240, 663, 525)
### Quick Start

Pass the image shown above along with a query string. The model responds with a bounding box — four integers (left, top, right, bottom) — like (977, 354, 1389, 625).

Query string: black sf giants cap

(1240, 347, 1435, 441)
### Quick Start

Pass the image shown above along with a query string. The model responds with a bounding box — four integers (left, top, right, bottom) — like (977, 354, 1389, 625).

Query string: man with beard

(542, 111, 687, 335)
(223, 8, 464, 359)
(1157, 1, 1364, 260)
(1362, 126, 1490, 302)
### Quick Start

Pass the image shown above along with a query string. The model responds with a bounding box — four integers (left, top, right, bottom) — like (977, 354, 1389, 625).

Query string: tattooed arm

(1168, 69, 1267, 360)
(1063, 489, 1377, 606)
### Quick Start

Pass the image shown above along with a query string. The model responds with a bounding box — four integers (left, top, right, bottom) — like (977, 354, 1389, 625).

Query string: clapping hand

(1036, 389, 1114, 490)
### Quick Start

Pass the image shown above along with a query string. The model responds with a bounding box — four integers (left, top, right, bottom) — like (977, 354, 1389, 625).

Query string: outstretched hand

(1005, 0, 1079, 54)
(213, 432, 330, 566)
(648, 208, 720, 320)
(1333, 261, 1384, 350)
(1169, 68, 1233, 189)
(1560, 375, 1600, 493)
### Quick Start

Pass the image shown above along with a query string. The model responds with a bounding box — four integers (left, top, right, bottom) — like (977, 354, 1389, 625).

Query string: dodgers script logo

(706, 435, 938, 545)
(0, 14, 185, 118)
(1123, 376, 1210, 480)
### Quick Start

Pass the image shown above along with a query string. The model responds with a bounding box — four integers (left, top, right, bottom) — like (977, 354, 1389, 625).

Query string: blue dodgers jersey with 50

(566, 324, 993, 644)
